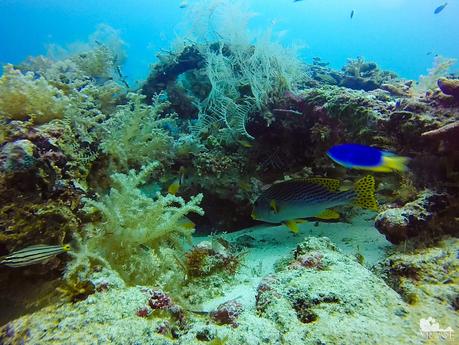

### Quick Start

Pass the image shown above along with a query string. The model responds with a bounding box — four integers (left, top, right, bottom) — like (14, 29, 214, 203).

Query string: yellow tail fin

(284, 220, 299, 233)
(381, 154, 409, 172)
(354, 175, 379, 211)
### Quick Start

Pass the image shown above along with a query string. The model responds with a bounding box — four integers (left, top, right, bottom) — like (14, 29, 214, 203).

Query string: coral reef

(375, 237, 458, 312)
(0, 64, 69, 124)
(68, 162, 204, 290)
(437, 77, 459, 101)
(184, 239, 243, 279)
(375, 190, 453, 244)
(210, 299, 244, 327)
(3, 236, 450, 345)
(0, 2, 458, 343)
(99, 92, 175, 171)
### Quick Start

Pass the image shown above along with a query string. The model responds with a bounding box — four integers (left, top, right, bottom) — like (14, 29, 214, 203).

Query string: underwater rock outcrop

(437, 77, 459, 101)
(374, 190, 451, 244)
(375, 237, 459, 314)
(0, 236, 424, 345)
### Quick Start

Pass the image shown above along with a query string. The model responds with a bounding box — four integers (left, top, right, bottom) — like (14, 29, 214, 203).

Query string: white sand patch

(195, 211, 392, 311)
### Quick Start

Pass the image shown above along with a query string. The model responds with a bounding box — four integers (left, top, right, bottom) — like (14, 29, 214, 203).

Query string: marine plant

(67, 162, 204, 290)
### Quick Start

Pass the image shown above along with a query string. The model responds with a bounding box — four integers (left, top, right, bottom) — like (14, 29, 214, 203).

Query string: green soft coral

(100, 92, 175, 170)
(0, 64, 69, 124)
(73, 162, 204, 288)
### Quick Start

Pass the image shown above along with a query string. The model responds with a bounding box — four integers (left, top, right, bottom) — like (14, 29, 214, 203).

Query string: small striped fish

(0, 244, 71, 268)
(251, 175, 378, 231)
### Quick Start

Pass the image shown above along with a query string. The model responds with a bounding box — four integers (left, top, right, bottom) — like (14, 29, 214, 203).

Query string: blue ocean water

(0, 0, 458, 83)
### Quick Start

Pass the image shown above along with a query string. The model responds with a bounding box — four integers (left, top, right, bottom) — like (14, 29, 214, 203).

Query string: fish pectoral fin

(270, 199, 278, 214)
(315, 209, 340, 220)
(283, 220, 300, 233)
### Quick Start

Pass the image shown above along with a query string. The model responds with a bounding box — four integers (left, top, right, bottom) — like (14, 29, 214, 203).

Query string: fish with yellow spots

(251, 175, 378, 233)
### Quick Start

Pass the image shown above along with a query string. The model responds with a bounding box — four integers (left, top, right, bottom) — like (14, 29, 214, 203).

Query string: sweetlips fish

(0, 244, 71, 268)
(251, 175, 378, 233)
(327, 144, 409, 172)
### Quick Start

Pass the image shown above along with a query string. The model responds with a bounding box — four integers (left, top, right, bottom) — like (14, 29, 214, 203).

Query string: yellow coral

(71, 162, 204, 289)
(0, 64, 69, 124)
(100, 92, 175, 170)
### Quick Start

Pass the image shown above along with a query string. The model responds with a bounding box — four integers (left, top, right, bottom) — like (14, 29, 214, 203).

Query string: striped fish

(0, 244, 71, 268)
(251, 175, 378, 232)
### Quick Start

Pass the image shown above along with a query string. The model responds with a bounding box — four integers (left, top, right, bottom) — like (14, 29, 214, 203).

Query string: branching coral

(72, 162, 204, 288)
(0, 64, 69, 124)
(100, 93, 175, 171)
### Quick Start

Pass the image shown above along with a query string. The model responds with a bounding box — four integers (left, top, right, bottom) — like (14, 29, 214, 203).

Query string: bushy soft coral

(100, 93, 175, 170)
(72, 162, 204, 288)
(0, 64, 69, 124)
(415, 55, 457, 93)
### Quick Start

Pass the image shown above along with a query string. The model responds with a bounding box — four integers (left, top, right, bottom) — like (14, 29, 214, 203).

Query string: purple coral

(147, 290, 173, 310)
(137, 288, 185, 326)
(255, 275, 280, 313)
(210, 299, 244, 327)
(290, 251, 325, 270)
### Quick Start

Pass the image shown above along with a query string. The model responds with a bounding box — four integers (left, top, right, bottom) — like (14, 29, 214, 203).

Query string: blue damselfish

(327, 144, 409, 172)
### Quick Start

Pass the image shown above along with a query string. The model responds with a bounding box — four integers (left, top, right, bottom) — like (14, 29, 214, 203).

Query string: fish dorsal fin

(283, 220, 299, 233)
(353, 175, 379, 211)
(315, 209, 340, 220)
(303, 178, 340, 192)
(270, 199, 278, 213)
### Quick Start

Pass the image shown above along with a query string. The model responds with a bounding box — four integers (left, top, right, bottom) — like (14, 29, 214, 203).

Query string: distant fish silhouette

(434, 3, 447, 14)
(350, 10, 354, 19)
(293, 0, 304, 2)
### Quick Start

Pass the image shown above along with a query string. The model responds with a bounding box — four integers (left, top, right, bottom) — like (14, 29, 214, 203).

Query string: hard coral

(184, 240, 242, 278)
(437, 78, 459, 100)
(210, 299, 244, 327)
(290, 251, 326, 270)
(375, 190, 451, 244)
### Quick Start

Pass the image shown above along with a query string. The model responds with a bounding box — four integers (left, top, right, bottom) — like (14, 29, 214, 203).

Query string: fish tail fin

(382, 154, 409, 172)
(353, 175, 379, 211)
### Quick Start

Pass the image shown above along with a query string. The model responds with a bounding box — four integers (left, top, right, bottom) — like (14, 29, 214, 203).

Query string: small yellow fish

(179, 217, 195, 230)
(167, 167, 186, 195)
(238, 139, 253, 148)
(0, 244, 71, 268)
(168, 180, 180, 195)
